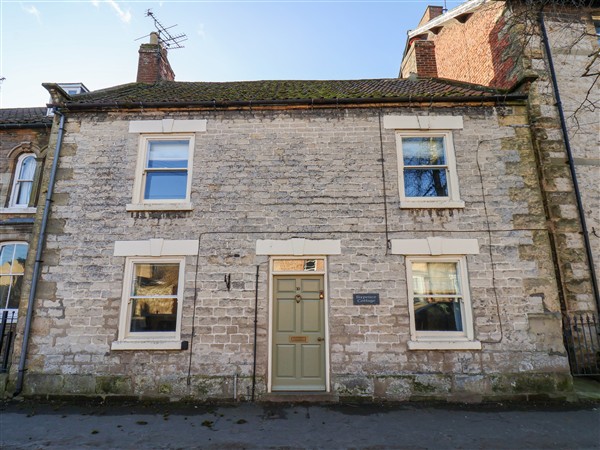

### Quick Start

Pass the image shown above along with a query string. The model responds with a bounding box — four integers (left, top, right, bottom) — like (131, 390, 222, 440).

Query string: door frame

(267, 256, 331, 393)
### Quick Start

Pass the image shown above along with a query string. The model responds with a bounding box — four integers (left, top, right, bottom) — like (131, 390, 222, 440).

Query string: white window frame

(112, 256, 185, 351)
(395, 131, 464, 209)
(406, 256, 478, 350)
(8, 153, 37, 209)
(127, 134, 195, 212)
(391, 237, 480, 350)
(0, 241, 28, 323)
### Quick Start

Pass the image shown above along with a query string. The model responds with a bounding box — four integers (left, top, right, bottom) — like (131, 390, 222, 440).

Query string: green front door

(272, 275, 326, 391)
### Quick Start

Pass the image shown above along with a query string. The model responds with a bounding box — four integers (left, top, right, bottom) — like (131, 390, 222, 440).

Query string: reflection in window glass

(144, 140, 189, 200)
(0, 243, 28, 320)
(129, 263, 179, 333)
(273, 259, 325, 272)
(11, 154, 36, 207)
(402, 136, 448, 198)
(411, 261, 463, 332)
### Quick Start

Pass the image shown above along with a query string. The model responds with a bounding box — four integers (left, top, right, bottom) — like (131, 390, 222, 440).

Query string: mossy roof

(60, 78, 510, 107)
(0, 107, 52, 126)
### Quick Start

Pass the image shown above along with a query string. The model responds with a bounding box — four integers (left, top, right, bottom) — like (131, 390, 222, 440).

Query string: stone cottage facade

(1, 30, 575, 400)
(401, 0, 600, 321)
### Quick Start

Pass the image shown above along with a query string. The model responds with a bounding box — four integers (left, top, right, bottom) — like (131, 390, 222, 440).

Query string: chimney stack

(136, 32, 175, 83)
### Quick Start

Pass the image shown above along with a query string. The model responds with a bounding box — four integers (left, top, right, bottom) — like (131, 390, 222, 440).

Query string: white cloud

(91, 0, 132, 24)
(22, 5, 41, 23)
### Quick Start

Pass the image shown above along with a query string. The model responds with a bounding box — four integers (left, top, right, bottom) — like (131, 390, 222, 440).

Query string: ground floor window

(406, 256, 477, 348)
(113, 256, 185, 349)
(0, 242, 28, 322)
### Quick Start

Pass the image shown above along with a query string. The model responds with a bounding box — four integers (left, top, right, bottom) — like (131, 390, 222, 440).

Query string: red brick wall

(429, 1, 515, 88)
(413, 40, 438, 77)
(136, 44, 175, 83)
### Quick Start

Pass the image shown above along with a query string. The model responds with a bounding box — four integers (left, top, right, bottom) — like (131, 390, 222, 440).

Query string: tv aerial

(136, 9, 188, 50)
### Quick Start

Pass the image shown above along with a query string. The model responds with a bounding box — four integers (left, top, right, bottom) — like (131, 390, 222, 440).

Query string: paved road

(1, 400, 599, 449)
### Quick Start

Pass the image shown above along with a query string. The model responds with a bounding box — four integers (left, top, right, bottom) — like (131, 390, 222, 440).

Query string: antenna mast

(142, 9, 188, 49)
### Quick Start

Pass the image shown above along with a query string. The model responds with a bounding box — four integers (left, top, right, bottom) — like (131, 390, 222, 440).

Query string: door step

(261, 392, 339, 403)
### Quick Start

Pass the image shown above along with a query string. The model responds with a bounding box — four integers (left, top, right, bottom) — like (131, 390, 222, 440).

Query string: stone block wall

(8, 103, 571, 401)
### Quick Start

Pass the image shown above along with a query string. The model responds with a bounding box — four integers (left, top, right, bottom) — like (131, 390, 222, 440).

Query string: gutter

(539, 12, 600, 311)
(0, 123, 51, 130)
(54, 93, 527, 112)
(14, 109, 66, 397)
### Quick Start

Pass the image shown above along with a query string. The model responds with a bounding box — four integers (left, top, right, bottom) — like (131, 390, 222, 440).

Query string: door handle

(295, 294, 302, 303)
(317, 337, 324, 342)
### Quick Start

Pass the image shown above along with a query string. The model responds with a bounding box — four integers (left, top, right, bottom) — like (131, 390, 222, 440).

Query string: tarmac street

(1, 400, 599, 449)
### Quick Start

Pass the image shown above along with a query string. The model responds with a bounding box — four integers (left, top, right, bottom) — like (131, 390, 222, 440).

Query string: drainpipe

(14, 110, 66, 396)
(539, 12, 600, 311)
(251, 265, 259, 401)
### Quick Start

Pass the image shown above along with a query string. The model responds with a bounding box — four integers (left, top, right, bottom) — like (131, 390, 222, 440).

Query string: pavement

(1, 397, 599, 450)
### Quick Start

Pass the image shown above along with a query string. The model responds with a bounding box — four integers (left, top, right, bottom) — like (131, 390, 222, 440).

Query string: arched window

(9, 154, 37, 208)
(0, 242, 28, 322)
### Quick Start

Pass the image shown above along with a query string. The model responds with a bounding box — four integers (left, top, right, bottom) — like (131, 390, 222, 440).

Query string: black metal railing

(563, 312, 600, 376)
(0, 311, 17, 373)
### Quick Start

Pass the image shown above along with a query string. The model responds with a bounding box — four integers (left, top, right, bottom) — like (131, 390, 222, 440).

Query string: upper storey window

(400, 134, 450, 198)
(9, 154, 36, 208)
(143, 139, 190, 201)
(127, 119, 206, 212)
(384, 115, 464, 209)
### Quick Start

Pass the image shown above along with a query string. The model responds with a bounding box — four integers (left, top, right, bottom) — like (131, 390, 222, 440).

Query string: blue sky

(1, 1, 462, 108)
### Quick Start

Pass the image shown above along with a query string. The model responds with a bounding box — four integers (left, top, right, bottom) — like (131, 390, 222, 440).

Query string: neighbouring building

(401, 0, 600, 376)
(0, 108, 52, 379)
(0, 30, 578, 401)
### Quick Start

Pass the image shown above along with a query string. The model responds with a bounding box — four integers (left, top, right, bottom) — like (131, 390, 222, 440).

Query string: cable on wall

(378, 110, 391, 252)
(474, 138, 504, 344)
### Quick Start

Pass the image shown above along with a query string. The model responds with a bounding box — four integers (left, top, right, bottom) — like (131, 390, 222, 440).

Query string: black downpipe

(251, 265, 259, 401)
(14, 110, 66, 396)
(539, 12, 600, 311)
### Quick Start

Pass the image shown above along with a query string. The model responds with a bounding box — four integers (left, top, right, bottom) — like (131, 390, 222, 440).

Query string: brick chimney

(417, 6, 445, 27)
(136, 32, 175, 83)
(401, 39, 438, 78)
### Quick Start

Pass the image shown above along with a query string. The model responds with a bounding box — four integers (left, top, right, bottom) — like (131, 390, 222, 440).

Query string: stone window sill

(111, 340, 184, 351)
(408, 340, 481, 351)
(126, 203, 193, 212)
(400, 200, 465, 209)
(0, 207, 37, 214)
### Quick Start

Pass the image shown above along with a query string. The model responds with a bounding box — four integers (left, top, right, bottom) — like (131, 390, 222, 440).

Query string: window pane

(144, 172, 187, 200)
(132, 263, 179, 296)
(147, 141, 188, 169)
(129, 298, 177, 332)
(0, 276, 10, 308)
(404, 168, 448, 197)
(273, 259, 325, 272)
(412, 262, 460, 295)
(7, 275, 23, 309)
(15, 181, 33, 205)
(414, 297, 463, 332)
(402, 137, 445, 166)
(0, 244, 26, 276)
(19, 156, 36, 180)
(0, 245, 16, 275)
